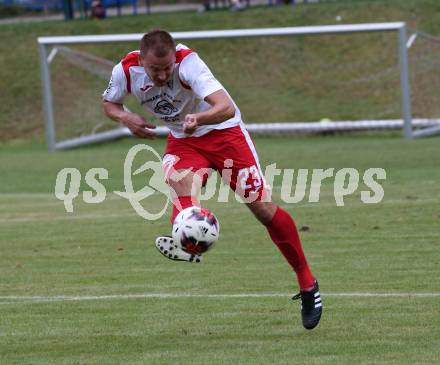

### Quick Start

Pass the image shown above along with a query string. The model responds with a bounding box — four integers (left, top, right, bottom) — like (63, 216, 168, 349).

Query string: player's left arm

(183, 90, 235, 134)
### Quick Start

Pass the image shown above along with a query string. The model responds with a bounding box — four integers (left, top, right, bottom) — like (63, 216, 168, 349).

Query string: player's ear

(138, 53, 148, 67)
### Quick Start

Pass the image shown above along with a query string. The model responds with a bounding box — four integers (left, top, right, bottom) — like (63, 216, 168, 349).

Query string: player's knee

(168, 171, 202, 196)
(249, 202, 277, 225)
(168, 178, 191, 196)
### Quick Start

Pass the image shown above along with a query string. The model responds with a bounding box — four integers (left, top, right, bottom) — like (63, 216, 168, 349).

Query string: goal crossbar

(38, 22, 406, 45)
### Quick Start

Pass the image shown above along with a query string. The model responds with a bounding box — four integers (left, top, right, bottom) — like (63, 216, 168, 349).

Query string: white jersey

(103, 44, 242, 138)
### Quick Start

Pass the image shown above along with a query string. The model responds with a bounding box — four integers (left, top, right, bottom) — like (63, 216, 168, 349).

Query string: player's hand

(183, 114, 198, 135)
(121, 112, 156, 139)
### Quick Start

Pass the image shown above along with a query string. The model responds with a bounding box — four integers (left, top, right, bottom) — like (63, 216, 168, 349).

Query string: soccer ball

(172, 206, 220, 255)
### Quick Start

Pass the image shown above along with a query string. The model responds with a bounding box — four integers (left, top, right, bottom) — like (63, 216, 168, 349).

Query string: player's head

(139, 30, 176, 87)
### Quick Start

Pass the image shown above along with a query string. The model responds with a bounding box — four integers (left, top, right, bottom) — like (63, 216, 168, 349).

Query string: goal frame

(38, 22, 417, 151)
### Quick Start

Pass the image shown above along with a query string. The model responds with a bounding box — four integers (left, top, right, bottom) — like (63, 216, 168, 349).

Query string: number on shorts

(238, 165, 262, 193)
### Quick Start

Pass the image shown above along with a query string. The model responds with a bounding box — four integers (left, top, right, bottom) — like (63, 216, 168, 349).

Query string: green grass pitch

(0, 135, 439, 364)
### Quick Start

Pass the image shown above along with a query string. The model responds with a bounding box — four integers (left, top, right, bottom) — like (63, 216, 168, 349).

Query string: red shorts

(163, 125, 268, 201)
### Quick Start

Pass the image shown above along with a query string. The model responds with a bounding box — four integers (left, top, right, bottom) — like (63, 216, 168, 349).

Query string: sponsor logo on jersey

(154, 100, 178, 115)
(140, 84, 153, 92)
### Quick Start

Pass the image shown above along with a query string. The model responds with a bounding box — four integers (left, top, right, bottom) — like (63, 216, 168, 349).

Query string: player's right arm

(179, 52, 238, 134)
(102, 63, 156, 139)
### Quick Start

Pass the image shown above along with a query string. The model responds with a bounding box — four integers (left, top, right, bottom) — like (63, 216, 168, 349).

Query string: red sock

(171, 196, 200, 224)
(265, 207, 315, 289)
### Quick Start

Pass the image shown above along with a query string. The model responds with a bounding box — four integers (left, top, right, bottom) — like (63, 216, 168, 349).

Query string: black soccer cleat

(292, 281, 322, 330)
(154, 235, 203, 263)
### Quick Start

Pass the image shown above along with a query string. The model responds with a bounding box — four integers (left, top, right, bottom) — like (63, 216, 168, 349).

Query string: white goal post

(37, 22, 434, 150)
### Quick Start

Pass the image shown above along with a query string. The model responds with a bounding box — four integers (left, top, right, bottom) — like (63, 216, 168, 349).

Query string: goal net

(37, 23, 440, 150)
(407, 30, 440, 138)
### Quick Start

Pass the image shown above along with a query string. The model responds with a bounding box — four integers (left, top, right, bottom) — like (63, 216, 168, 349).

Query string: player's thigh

(209, 125, 268, 201)
(207, 126, 277, 223)
(167, 168, 209, 197)
(163, 136, 213, 197)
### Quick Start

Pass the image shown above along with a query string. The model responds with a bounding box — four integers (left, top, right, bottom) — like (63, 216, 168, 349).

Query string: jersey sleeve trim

(121, 51, 140, 94)
(176, 48, 194, 89)
(175, 48, 193, 64)
(102, 63, 127, 104)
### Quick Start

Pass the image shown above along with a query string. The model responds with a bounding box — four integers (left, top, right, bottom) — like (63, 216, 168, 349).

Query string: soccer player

(102, 30, 322, 329)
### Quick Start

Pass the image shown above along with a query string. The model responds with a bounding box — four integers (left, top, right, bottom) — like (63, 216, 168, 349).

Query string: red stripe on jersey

(176, 49, 193, 89)
(121, 51, 140, 94)
(175, 48, 193, 64)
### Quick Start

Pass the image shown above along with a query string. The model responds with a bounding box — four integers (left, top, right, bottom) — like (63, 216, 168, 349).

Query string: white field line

(0, 193, 55, 198)
(0, 292, 439, 305)
(0, 192, 163, 200)
(0, 210, 138, 223)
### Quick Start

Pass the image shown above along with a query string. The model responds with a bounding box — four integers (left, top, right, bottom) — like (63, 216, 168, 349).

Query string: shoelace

(292, 290, 319, 313)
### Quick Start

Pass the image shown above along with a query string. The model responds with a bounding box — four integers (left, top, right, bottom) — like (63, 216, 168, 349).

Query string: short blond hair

(140, 30, 175, 58)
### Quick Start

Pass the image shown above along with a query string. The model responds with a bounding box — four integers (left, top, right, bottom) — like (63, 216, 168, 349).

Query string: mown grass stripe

(0, 292, 439, 305)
